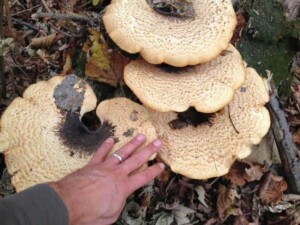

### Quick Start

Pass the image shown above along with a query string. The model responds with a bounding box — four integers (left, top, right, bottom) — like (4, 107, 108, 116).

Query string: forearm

(0, 184, 69, 225)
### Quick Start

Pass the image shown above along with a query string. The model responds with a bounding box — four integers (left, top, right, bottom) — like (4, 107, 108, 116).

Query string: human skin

(48, 134, 164, 225)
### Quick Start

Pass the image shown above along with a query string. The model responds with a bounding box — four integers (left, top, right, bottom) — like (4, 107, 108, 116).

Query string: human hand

(48, 134, 164, 225)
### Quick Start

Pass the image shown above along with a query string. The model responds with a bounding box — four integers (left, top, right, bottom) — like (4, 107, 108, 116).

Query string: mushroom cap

(0, 76, 156, 191)
(148, 67, 270, 179)
(96, 97, 157, 158)
(124, 44, 246, 113)
(103, 0, 237, 67)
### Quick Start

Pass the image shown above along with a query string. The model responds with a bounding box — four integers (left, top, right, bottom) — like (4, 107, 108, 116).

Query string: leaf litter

(1, 0, 300, 224)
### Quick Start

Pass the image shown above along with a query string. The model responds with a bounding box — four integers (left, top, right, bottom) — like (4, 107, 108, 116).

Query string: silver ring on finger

(111, 153, 123, 163)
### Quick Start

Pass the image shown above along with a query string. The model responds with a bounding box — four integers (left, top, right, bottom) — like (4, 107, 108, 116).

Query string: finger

(88, 138, 114, 166)
(121, 140, 161, 174)
(125, 163, 165, 195)
(105, 134, 146, 165)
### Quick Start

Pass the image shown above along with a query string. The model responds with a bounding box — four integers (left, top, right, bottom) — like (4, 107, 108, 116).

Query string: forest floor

(1, 0, 300, 224)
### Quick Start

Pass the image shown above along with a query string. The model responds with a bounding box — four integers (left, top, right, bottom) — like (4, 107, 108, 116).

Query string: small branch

(268, 80, 300, 194)
(32, 12, 91, 22)
(11, 17, 39, 31)
(3, 0, 12, 36)
(41, 0, 52, 13)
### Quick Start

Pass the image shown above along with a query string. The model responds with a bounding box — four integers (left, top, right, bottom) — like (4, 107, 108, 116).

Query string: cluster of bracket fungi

(0, 0, 270, 191)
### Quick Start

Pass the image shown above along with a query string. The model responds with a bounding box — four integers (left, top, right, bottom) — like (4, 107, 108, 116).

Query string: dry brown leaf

(224, 161, 250, 186)
(36, 49, 50, 64)
(259, 172, 288, 204)
(30, 33, 62, 48)
(231, 9, 246, 45)
(293, 128, 300, 144)
(110, 51, 130, 82)
(58, 0, 78, 13)
(61, 53, 73, 76)
(83, 29, 118, 87)
(194, 185, 208, 208)
(217, 184, 241, 221)
(244, 164, 266, 183)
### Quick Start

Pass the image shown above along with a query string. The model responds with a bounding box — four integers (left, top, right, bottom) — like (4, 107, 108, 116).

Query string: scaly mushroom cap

(124, 44, 245, 113)
(0, 76, 156, 191)
(148, 67, 270, 179)
(103, 0, 237, 67)
(96, 97, 157, 157)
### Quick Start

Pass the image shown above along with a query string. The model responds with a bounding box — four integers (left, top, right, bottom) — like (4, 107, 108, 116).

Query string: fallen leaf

(293, 128, 300, 144)
(217, 184, 241, 221)
(31, 33, 62, 48)
(172, 205, 195, 225)
(36, 49, 50, 64)
(244, 164, 266, 182)
(224, 161, 250, 186)
(61, 53, 73, 76)
(121, 201, 146, 225)
(152, 212, 175, 225)
(58, 0, 78, 13)
(194, 185, 208, 208)
(233, 215, 255, 225)
(231, 9, 246, 45)
(259, 172, 288, 204)
(83, 29, 118, 87)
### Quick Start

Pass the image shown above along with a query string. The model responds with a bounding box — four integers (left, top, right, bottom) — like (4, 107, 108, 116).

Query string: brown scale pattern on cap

(96, 97, 157, 158)
(103, 0, 237, 67)
(124, 44, 245, 113)
(0, 78, 156, 191)
(0, 76, 100, 191)
(148, 67, 270, 179)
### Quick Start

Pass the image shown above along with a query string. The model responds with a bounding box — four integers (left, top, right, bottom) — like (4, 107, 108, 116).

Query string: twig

(41, 0, 52, 13)
(3, 0, 12, 36)
(49, 22, 75, 38)
(11, 17, 39, 31)
(11, 4, 41, 16)
(0, 0, 6, 98)
(32, 12, 91, 22)
(268, 80, 300, 194)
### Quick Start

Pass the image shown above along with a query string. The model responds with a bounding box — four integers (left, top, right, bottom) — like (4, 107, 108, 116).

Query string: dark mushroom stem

(58, 111, 116, 156)
(146, 0, 195, 18)
(168, 107, 216, 129)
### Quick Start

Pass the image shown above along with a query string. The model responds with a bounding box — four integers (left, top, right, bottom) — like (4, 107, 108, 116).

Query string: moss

(239, 0, 298, 42)
(237, 37, 297, 95)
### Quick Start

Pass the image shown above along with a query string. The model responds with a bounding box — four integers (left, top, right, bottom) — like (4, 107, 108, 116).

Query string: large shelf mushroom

(147, 67, 270, 179)
(124, 44, 245, 113)
(0, 75, 157, 191)
(103, 0, 237, 67)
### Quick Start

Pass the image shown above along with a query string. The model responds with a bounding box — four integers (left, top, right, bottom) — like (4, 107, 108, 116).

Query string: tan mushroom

(148, 67, 270, 179)
(124, 44, 245, 113)
(0, 76, 156, 191)
(103, 0, 237, 67)
(96, 97, 158, 158)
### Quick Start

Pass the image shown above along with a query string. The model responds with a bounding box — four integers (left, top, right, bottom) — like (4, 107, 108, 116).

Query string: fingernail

(158, 162, 165, 169)
(153, 140, 161, 147)
(136, 134, 146, 141)
(105, 137, 114, 144)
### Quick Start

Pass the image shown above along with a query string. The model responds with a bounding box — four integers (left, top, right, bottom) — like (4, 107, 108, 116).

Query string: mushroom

(0, 75, 156, 191)
(124, 44, 246, 113)
(103, 0, 237, 67)
(147, 67, 270, 179)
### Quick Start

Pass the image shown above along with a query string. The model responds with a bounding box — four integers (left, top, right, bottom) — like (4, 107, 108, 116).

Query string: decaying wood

(268, 81, 300, 194)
